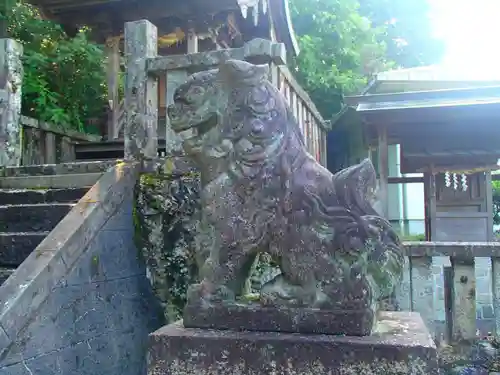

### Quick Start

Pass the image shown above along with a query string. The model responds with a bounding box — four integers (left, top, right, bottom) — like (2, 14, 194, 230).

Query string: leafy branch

(8, 1, 108, 134)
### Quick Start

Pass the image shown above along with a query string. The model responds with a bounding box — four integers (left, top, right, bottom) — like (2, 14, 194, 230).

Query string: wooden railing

(19, 116, 101, 165)
(108, 99, 126, 140)
(270, 64, 328, 165)
(400, 241, 500, 342)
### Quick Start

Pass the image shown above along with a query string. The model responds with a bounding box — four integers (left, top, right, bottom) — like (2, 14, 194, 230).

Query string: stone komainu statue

(168, 59, 404, 317)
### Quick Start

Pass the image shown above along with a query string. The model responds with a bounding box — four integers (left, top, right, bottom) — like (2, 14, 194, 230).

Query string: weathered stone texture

(124, 20, 158, 161)
(164, 70, 188, 154)
(0, 38, 23, 167)
(146, 38, 286, 74)
(0, 164, 162, 375)
(134, 164, 201, 321)
(148, 312, 439, 375)
(167, 59, 404, 335)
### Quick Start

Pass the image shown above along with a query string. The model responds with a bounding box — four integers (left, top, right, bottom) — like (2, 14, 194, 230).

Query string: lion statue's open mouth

(167, 69, 222, 147)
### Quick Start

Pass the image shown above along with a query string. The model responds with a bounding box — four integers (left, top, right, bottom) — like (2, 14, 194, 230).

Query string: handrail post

(124, 20, 158, 161)
(0, 38, 23, 167)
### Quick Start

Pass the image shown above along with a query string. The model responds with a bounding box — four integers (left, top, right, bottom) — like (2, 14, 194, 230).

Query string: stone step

(0, 160, 116, 177)
(0, 188, 88, 205)
(0, 173, 102, 189)
(0, 203, 74, 232)
(0, 232, 48, 267)
(0, 267, 15, 286)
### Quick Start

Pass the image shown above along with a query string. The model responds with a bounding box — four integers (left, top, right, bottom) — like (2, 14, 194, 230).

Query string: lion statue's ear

(218, 59, 270, 86)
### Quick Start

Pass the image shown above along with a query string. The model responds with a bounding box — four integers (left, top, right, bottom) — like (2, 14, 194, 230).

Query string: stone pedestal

(147, 312, 439, 375)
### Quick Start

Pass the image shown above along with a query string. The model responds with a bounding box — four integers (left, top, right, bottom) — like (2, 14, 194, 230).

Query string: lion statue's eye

(251, 123, 264, 134)
(190, 86, 204, 96)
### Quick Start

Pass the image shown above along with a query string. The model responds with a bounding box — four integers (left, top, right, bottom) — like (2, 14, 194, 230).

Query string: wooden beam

(346, 84, 500, 107)
(53, 0, 236, 29)
(388, 176, 424, 184)
(147, 38, 286, 73)
(403, 241, 500, 258)
(105, 35, 121, 140)
(377, 125, 389, 217)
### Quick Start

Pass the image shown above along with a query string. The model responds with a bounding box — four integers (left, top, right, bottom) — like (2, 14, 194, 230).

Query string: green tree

(8, 2, 107, 133)
(358, 0, 445, 68)
(290, 0, 444, 118)
(290, 0, 390, 119)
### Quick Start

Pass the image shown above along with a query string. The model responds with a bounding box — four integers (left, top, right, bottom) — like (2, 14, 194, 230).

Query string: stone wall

(0, 163, 163, 375)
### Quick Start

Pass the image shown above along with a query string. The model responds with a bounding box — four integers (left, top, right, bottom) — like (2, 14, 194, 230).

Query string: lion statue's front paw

(186, 281, 236, 308)
(260, 274, 323, 308)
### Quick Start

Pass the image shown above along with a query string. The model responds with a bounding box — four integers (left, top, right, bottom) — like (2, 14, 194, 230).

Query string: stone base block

(148, 312, 439, 375)
(184, 303, 374, 336)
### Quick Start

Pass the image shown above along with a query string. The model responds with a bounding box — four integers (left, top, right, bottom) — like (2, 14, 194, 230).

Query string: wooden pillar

(0, 38, 22, 167)
(44, 132, 56, 164)
(486, 171, 494, 241)
(377, 125, 389, 217)
(60, 136, 75, 162)
(424, 169, 437, 240)
(105, 36, 121, 140)
(124, 20, 158, 160)
(187, 29, 199, 53)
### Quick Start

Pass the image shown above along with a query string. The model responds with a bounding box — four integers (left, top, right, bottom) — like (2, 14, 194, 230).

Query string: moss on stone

(133, 169, 201, 321)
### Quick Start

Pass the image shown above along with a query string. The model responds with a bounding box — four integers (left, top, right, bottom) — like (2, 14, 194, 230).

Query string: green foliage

(358, 0, 445, 68)
(8, 2, 107, 133)
(290, 0, 444, 119)
(290, 0, 391, 119)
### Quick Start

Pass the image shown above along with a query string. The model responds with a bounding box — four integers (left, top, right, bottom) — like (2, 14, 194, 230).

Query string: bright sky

(429, 0, 500, 78)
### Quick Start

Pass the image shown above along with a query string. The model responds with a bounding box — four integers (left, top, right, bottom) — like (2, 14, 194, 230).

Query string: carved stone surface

(0, 38, 23, 167)
(168, 59, 404, 335)
(124, 20, 158, 161)
(148, 312, 439, 375)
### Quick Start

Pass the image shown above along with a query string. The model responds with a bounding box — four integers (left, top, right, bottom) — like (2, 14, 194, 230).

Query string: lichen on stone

(134, 169, 201, 321)
(150, 357, 431, 375)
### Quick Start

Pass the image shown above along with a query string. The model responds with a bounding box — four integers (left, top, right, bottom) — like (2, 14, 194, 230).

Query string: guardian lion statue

(168, 60, 403, 317)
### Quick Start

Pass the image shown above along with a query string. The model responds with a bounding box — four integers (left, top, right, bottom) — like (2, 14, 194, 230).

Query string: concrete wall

(0, 163, 162, 375)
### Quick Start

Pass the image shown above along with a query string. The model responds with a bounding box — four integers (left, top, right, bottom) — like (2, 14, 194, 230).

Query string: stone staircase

(0, 161, 114, 286)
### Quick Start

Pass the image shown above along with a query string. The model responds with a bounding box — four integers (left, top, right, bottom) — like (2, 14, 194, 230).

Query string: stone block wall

(0, 164, 163, 375)
(431, 257, 495, 336)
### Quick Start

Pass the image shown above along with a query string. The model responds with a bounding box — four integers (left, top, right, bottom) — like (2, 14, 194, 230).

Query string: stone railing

(19, 116, 101, 165)
(270, 64, 328, 165)
(123, 19, 327, 165)
(400, 241, 500, 342)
